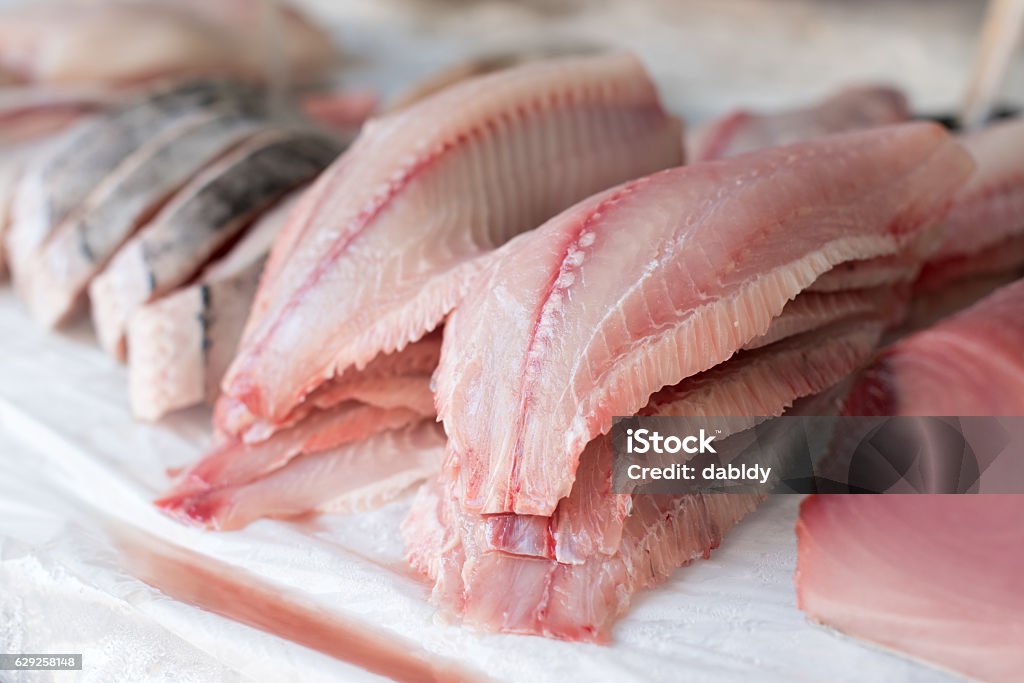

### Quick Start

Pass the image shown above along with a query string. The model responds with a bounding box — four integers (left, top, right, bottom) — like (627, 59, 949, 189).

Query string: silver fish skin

(18, 110, 270, 326)
(90, 127, 340, 360)
(127, 191, 301, 421)
(5, 79, 266, 271)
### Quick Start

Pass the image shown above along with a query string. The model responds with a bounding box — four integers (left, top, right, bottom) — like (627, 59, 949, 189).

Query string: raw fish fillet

(6, 79, 263, 271)
(404, 475, 761, 643)
(690, 85, 908, 161)
(0, 0, 334, 87)
(797, 495, 1024, 682)
(160, 401, 425, 505)
(19, 109, 268, 326)
(222, 52, 685, 425)
(214, 331, 442, 442)
(161, 422, 445, 531)
(905, 119, 1024, 324)
(437, 123, 973, 516)
(807, 251, 922, 293)
(931, 117, 1024, 262)
(127, 191, 301, 421)
(0, 114, 84, 279)
(89, 127, 341, 359)
(744, 287, 903, 351)
(844, 278, 1024, 417)
(484, 316, 889, 564)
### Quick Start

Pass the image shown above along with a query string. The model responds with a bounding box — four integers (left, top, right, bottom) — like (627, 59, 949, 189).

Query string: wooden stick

(960, 0, 1024, 130)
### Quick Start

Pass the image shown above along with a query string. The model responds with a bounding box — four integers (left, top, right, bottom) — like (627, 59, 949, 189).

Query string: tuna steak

(436, 123, 973, 516)
(845, 278, 1024, 417)
(220, 52, 685, 426)
(797, 495, 1024, 683)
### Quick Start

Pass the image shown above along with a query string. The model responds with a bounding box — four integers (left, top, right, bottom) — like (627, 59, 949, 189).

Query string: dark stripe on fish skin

(37, 79, 271, 230)
(70, 113, 268, 268)
(200, 284, 213, 354)
(139, 132, 340, 271)
(77, 223, 95, 263)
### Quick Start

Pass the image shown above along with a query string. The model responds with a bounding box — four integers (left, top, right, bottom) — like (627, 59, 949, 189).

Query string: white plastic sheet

(0, 291, 951, 682)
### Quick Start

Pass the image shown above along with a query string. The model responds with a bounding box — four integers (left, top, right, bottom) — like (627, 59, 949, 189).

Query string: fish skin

(19, 110, 270, 327)
(221, 52, 685, 426)
(127, 190, 302, 421)
(437, 123, 974, 516)
(161, 421, 445, 531)
(845, 278, 1024, 417)
(796, 494, 1024, 683)
(5, 79, 265, 272)
(483, 316, 889, 564)
(690, 85, 908, 162)
(0, 122, 80, 280)
(89, 127, 341, 360)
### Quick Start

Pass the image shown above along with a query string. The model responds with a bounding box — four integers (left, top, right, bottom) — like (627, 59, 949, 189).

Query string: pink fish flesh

(0, 0, 334, 87)
(844, 278, 1024, 417)
(161, 401, 426, 504)
(404, 474, 761, 643)
(690, 85, 908, 162)
(161, 421, 445, 531)
(214, 331, 442, 442)
(436, 123, 973, 516)
(797, 495, 1024, 682)
(482, 316, 890, 564)
(221, 52, 685, 426)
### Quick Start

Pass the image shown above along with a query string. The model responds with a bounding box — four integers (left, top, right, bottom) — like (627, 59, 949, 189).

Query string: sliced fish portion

(436, 123, 973, 516)
(221, 52, 685, 427)
(6, 79, 264, 271)
(127, 191, 302, 421)
(690, 85, 908, 162)
(931, 117, 1024, 262)
(89, 127, 341, 359)
(797, 495, 1024, 683)
(160, 421, 445, 531)
(744, 287, 903, 351)
(20, 110, 269, 326)
(845, 278, 1024, 417)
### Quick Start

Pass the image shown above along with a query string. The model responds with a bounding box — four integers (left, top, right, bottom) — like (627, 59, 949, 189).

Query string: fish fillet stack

(158, 53, 686, 529)
(153, 54, 986, 639)
(0, 0, 339, 281)
(909, 117, 1024, 326)
(403, 123, 973, 641)
(4, 78, 346, 420)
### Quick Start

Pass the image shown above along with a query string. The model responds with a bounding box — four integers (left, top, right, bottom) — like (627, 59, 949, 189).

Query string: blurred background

(302, 0, 1024, 122)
